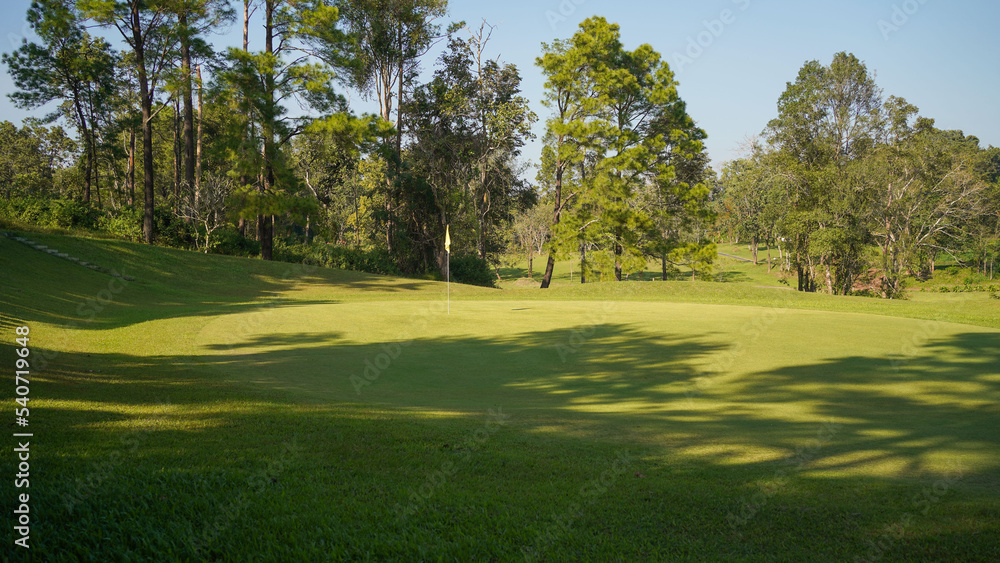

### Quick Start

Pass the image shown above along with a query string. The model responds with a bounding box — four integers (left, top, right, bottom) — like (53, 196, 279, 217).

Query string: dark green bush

(212, 226, 260, 257)
(314, 244, 401, 276)
(152, 208, 195, 248)
(448, 254, 495, 288)
(0, 196, 100, 230)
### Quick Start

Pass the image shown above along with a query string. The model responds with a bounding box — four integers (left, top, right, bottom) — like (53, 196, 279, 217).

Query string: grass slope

(2, 232, 999, 561)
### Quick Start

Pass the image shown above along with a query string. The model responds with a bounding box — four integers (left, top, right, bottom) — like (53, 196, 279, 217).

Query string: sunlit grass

(2, 231, 999, 560)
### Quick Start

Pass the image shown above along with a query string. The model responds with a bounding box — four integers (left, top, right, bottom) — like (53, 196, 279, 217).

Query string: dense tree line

(1, 5, 715, 287)
(4, 6, 995, 294)
(715, 52, 999, 297)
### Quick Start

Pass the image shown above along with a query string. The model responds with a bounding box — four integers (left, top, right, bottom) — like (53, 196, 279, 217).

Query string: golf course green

(2, 232, 998, 560)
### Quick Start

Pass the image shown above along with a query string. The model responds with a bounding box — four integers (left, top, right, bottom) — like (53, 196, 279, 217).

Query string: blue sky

(1, 0, 997, 172)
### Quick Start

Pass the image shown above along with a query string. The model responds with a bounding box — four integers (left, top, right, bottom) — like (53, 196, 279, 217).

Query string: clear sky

(1, 0, 997, 173)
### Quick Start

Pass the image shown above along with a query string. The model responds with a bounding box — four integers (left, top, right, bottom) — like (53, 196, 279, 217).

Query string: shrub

(99, 209, 143, 242)
(0, 196, 100, 230)
(448, 254, 495, 288)
(153, 208, 195, 248)
(314, 245, 401, 276)
(212, 226, 260, 257)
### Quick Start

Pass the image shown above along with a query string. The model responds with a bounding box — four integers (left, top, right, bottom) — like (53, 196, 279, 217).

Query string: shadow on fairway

(16, 328, 1000, 561)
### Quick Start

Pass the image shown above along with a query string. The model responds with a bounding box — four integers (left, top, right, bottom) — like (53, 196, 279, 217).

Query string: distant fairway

(2, 232, 999, 560)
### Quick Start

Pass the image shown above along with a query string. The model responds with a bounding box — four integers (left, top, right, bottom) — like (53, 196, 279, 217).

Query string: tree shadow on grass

(11, 325, 1000, 560)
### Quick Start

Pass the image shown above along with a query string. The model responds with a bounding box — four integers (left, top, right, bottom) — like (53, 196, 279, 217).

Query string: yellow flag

(445, 225, 451, 253)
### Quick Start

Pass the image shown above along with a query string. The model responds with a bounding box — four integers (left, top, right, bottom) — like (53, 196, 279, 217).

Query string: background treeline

(1, 0, 537, 286)
(2, 4, 997, 295)
(713, 53, 999, 298)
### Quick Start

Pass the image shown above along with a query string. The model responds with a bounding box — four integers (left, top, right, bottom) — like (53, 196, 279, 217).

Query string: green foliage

(153, 207, 196, 248)
(448, 254, 496, 287)
(211, 226, 261, 258)
(0, 196, 99, 230)
(536, 17, 712, 285)
(98, 209, 143, 242)
(405, 21, 536, 275)
(0, 121, 48, 196)
(284, 242, 402, 276)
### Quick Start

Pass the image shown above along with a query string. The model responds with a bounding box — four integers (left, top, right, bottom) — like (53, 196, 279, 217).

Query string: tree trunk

(528, 253, 533, 279)
(614, 236, 623, 282)
(540, 152, 565, 289)
(195, 65, 203, 209)
(243, 0, 250, 51)
(260, 0, 276, 261)
(132, 2, 155, 244)
(127, 127, 135, 206)
(72, 97, 92, 203)
(94, 156, 101, 208)
(180, 14, 195, 206)
(173, 97, 181, 205)
(580, 244, 587, 284)
(662, 253, 668, 281)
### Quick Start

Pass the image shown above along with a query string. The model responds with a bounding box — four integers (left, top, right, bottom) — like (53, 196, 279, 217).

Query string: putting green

(192, 300, 1000, 478)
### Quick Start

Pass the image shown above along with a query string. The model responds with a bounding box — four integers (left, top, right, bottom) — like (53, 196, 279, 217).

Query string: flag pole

(445, 225, 450, 315)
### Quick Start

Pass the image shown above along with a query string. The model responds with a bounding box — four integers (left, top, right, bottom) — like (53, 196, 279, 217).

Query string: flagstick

(447, 249, 450, 315)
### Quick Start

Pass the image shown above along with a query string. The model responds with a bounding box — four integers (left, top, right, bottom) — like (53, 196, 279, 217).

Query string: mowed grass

(2, 232, 999, 561)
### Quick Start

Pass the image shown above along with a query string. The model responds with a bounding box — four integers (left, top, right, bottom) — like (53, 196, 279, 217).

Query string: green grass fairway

(3, 232, 999, 561)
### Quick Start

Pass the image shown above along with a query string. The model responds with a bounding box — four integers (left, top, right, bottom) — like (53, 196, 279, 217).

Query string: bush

(0, 196, 100, 230)
(273, 239, 312, 264)
(314, 245, 401, 276)
(448, 254, 495, 288)
(212, 226, 260, 257)
(154, 208, 195, 248)
(939, 286, 950, 293)
(99, 209, 143, 242)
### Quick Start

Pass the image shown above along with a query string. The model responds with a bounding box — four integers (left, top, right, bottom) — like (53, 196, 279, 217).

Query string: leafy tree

(718, 154, 784, 267)
(867, 125, 988, 297)
(220, 0, 345, 259)
(4, 0, 116, 203)
(765, 52, 885, 293)
(166, 0, 234, 210)
(406, 21, 535, 277)
(79, 0, 180, 242)
(330, 0, 447, 252)
(0, 121, 46, 196)
(536, 17, 710, 286)
(510, 201, 551, 279)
